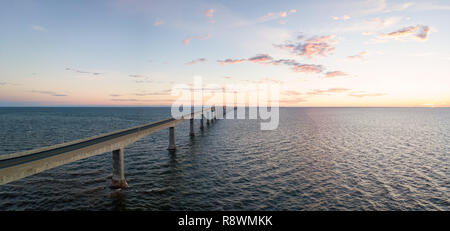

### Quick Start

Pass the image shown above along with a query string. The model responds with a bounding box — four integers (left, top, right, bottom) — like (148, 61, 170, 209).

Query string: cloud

(217, 58, 246, 65)
(283, 90, 302, 96)
(129, 74, 150, 78)
(134, 91, 170, 96)
(110, 98, 164, 102)
(236, 9, 296, 26)
(65, 68, 102, 76)
(279, 98, 307, 104)
(355, 0, 413, 15)
(379, 25, 431, 41)
(260, 78, 284, 84)
(272, 59, 324, 73)
(194, 34, 211, 40)
(274, 35, 336, 58)
(348, 92, 386, 97)
(182, 34, 211, 45)
(31, 90, 67, 97)
(248, 54, 273, 63)
(291, 64, 323, 73)
(182, 37, 191, 45)
(218, 55, 324, 74)
(205, 9, 215, 18)
(153, 20, 164, 26)
(348, 51, 368, 60)
(129, 74, 152, 83)
(110, 94, 122, 97)
(332, 15, 351, 21)
(185, 58, 207, 65)
(31, 25, 46, 32)
(325, 71, 348, 78)
(262, 9, 296, 21)
(241, 78, 284, 84)
(306, 88, 351, 96)
(329, 16, 402, 34)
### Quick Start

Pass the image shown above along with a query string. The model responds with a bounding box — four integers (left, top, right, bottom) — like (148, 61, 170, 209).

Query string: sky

(0, 0, 449, 107)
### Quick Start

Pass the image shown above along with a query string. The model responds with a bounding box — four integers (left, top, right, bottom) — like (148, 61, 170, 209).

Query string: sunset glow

(1, 0, 449, 107)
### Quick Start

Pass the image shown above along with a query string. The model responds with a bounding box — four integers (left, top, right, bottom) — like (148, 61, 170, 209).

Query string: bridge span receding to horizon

(0, 106, 226, 188)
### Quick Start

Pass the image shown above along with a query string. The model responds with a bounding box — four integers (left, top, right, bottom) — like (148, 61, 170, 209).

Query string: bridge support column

(200, 114, 204, 130)
(168, 126, 177, 150)
(189, 118, 195, 136)
(111, 148, 128, 189)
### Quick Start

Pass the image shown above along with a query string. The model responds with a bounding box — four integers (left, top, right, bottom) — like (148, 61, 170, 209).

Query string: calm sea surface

(0, 107, 448, 210)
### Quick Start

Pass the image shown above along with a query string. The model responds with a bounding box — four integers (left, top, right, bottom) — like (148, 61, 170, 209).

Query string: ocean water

(0, 107, 448, 211)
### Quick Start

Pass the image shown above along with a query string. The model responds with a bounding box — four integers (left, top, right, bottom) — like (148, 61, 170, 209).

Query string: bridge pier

(200, 113, 204, 130)
(168, 126, 177, 151)
(189, 118, 195, 136)
(110, 148, 128, 189)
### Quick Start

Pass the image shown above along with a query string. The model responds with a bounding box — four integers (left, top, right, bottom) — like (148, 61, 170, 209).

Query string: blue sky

(1, 0, 449, 106)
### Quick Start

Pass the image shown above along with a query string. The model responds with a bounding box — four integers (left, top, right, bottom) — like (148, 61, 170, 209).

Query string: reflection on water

(0, 107, 448, 210)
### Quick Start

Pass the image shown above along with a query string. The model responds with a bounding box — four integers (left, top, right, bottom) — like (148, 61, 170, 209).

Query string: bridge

(0, 106, 225, 188)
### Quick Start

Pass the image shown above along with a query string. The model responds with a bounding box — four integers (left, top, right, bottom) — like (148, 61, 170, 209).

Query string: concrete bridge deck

(0, 107, 223, 187)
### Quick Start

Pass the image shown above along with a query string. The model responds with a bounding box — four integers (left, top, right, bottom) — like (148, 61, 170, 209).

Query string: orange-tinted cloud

(348, 51, 368, 60)
(217, 58, 246, 65)
(205, 9, 215, 18)
(307, 88, 351, 96)
(348, 92, 386, 97)
(325, 71, 348, 78)
(183, 34, 211, 45)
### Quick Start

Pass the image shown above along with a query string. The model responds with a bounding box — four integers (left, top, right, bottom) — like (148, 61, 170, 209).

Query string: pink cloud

(205, 9, 215, 18)
(182, 34, 211, 46)
(379, 25, 431, 41)
(291, 64, 323, 73)
(217, 59, 246, 65)
(182, 37, 191, 45)
(275, 34, 336, 58)
(325, 71, 348, 78)
(348, 51, 368, 60)
(260, 10, 296, 23)
(153, 20, 164, 26)
(248, 54, 273, 63)
(218, 55, 325, 74)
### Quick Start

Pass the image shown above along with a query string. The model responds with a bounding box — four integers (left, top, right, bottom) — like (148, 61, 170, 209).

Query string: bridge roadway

(0, 107, 222, 187)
